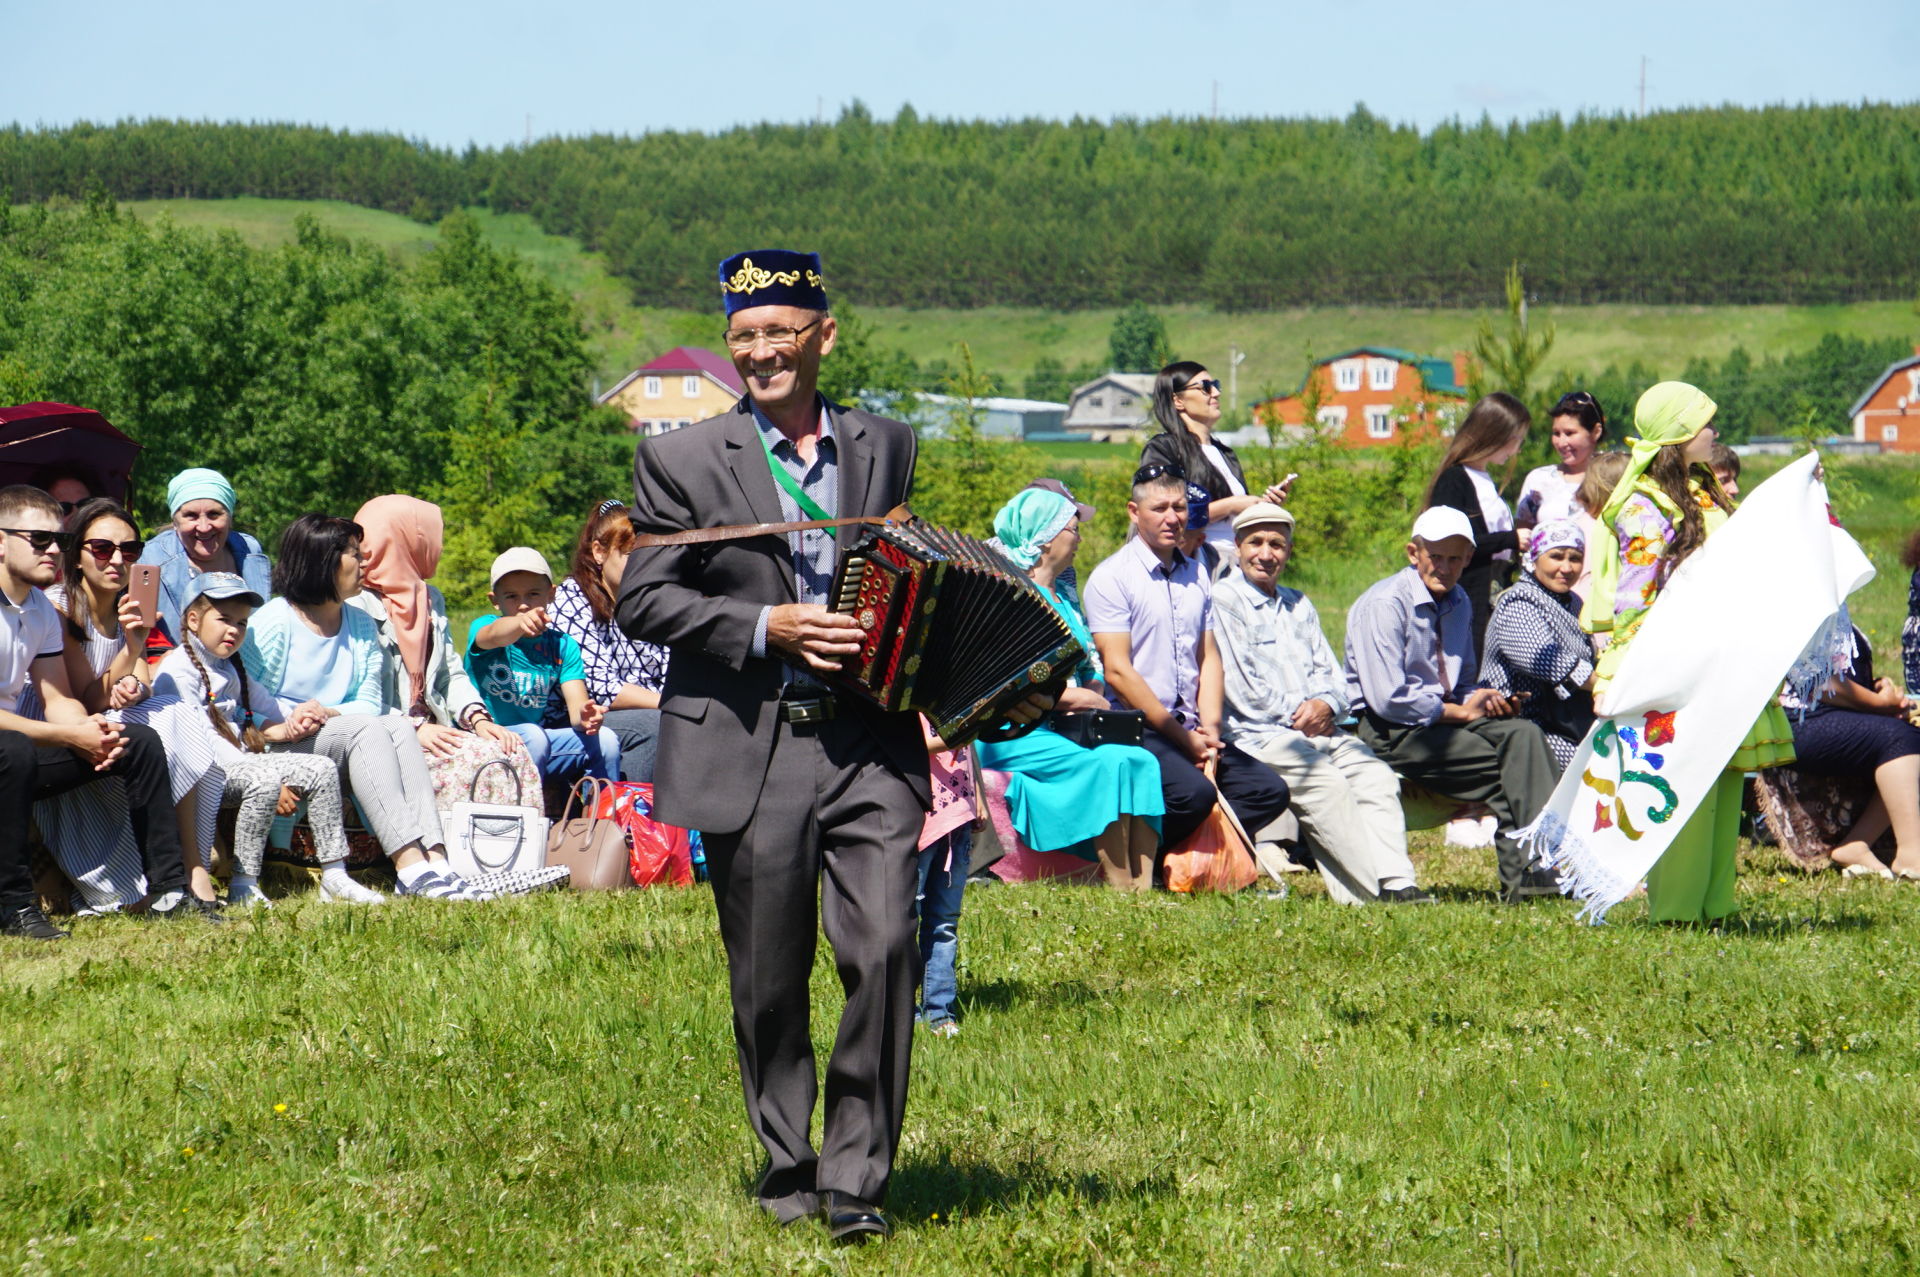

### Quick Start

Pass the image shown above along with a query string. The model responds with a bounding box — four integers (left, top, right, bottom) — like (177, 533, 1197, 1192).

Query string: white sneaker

(226, 883, 274, 909)
(1444, 816, 1494, 849)
(317, 876, 386, 905)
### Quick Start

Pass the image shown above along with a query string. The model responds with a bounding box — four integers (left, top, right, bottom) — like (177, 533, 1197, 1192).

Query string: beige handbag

(545, 777, 632, 891)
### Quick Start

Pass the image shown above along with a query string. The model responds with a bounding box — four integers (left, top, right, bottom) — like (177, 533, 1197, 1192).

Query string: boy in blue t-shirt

(465, 547, 621, 783)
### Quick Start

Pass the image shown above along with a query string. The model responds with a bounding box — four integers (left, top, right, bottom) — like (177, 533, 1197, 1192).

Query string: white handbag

(442, 758, 550, 880)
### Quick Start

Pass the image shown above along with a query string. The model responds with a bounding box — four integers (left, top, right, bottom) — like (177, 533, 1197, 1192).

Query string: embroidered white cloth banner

(1519, 452, 1874, 919)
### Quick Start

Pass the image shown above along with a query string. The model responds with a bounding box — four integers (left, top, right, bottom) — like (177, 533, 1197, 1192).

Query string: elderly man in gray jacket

(1213, 503, 1430, 904)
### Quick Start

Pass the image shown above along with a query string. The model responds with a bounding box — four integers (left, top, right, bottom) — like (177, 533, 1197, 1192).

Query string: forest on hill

(4, 104, 1918, 310)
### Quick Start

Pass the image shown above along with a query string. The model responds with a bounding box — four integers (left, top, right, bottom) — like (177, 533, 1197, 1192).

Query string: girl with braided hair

(133, 573, 384, 906)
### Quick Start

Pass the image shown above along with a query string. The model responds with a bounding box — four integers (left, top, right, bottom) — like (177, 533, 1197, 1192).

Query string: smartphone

(127, 563, 160, 630)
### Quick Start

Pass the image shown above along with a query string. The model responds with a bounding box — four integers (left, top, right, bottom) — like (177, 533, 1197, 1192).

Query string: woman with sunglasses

(31, 499, 176, 913)
(136, 468, 272, 642)
(1140, 361, 1291, 567)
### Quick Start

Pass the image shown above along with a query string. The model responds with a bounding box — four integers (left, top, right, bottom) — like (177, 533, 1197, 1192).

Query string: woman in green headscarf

(1582, 381, 1794, 922)
(979, 487, 1164, 889)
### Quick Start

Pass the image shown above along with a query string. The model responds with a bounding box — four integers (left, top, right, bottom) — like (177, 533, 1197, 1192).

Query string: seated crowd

(0, 470, 668, 939)
(3, 365, 1914, 951)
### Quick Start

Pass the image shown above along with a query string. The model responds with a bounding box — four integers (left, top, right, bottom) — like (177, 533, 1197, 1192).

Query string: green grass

(4, 833, 1919, 1274)
(101, 199, 1920, 396)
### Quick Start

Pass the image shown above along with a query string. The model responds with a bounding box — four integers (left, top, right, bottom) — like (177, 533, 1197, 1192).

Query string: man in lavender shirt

(1082, 465, 1290, 888)
(1344, 507, 1559, 902)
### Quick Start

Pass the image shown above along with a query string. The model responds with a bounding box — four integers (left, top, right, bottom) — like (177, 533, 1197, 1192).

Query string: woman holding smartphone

(32, 499, 190, 913)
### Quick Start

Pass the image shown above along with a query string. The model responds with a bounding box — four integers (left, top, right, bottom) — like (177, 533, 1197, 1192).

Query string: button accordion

(826, 519, 1081, 745)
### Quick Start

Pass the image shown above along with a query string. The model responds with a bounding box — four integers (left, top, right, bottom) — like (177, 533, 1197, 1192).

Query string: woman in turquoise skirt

(979, 488, 1165, 890)
(1583, 383, 1795, 922)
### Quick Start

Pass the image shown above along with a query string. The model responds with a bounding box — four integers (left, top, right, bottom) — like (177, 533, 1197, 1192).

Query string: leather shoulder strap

(629, 504, 913, 549)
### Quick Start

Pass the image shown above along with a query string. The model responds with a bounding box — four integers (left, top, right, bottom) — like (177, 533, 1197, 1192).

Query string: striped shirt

(748, 401, 838, 687)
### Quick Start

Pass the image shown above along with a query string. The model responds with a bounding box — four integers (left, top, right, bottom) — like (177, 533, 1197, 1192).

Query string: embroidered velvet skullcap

(718, 250, 829, 316)
(1525, 519, 1587, 568)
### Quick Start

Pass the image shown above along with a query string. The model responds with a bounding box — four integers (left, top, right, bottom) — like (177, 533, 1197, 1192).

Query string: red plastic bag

(592, 782, 695, 888)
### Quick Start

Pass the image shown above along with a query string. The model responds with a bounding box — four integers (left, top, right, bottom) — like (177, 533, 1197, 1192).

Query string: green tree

(1472, 263, 1556, 415)
(1107, 302, 1171, 374)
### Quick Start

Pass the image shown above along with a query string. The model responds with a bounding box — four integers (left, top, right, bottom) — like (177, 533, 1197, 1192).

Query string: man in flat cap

(619, 250, 1044, 1243)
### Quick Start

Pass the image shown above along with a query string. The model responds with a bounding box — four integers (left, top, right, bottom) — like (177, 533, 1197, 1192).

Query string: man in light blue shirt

(1344, 507, 1559, 902)
(1214, 503, 1428, 904)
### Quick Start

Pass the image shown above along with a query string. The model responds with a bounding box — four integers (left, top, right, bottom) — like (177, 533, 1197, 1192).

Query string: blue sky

(9, 0, 1914, 147)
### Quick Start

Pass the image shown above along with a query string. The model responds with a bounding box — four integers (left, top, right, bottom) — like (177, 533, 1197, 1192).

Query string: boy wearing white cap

(1214, 503, 1431, 904)
(466, 548, 620, 784)
(1344, 508, 1559, 902)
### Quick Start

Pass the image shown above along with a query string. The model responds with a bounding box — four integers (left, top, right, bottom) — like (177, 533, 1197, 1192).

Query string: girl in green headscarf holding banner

(1580, 382, 1796, 922)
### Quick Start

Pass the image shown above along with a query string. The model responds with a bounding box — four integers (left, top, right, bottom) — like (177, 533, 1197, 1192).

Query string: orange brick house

(599, 346, 744, 438)
(1254, 347, 1470, 447)
(1848, 348, 1920, 454)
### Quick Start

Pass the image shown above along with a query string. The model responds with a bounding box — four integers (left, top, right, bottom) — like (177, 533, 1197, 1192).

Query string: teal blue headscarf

(987, 489, 1077, 570)
(167, 467, 238, 516)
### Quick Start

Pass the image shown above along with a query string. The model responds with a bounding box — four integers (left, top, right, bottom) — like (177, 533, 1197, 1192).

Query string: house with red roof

(599, 347, 744, 437)
(1848, 346, 1920, 454)
(1253, 347, 1471, 448)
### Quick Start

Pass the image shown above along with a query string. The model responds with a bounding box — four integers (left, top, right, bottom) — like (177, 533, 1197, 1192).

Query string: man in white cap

(1213, 503, 1431, 904)
(1344, 507, 1559, 902)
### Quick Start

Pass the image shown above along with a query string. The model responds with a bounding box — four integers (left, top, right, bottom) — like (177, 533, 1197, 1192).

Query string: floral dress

(1602, 481, 1794, 771)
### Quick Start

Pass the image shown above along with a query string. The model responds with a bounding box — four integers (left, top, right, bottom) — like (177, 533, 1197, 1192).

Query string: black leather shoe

(819, 1191, 892, 1245)
(0, 904, 69, 941)
(1379, 886, 1436, 905)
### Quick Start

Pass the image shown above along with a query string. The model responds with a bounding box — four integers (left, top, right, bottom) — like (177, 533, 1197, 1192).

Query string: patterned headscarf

(1526, 519, 1587, 569)
(987, 488, 1078, 570)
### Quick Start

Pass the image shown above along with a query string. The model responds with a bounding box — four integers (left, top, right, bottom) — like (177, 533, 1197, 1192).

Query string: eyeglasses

(1, 528, 76, 553)
(81, 537, 146, 563)
(721, 316, 824, 352)
(1132, 463, 1187, 485)
(1182, 378, 1222, 395)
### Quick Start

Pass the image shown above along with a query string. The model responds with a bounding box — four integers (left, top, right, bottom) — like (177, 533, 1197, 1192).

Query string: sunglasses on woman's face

(1, 528, 76, 553)
(1183, 379, 1222, 395)
(82, 538, 146, 563)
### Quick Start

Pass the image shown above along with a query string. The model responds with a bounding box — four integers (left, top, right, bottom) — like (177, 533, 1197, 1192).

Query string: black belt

(779, 694, 840, 724)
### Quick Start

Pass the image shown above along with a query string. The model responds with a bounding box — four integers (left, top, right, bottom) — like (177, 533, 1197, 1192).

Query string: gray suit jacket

(617, 397, 929, 834)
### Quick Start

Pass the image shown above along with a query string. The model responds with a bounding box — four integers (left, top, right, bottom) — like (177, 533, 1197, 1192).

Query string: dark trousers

(1355, 713, 1559, 899)
(700, 713, 925, 1221)
(1140, 733, 1291, 850)
(600, 707, 661, 784)
(0, 724, 189, 912)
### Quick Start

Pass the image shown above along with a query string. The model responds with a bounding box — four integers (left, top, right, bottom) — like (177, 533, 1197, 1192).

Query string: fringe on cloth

(1781, 605, 1858, 721)
(1516, 810, 1636, 924)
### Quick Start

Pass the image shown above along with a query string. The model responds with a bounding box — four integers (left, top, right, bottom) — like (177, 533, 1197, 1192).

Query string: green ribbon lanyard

(757, 428, 832, 522)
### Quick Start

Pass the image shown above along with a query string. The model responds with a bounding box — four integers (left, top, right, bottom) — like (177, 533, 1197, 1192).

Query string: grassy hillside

(105, 199, 1920, 399)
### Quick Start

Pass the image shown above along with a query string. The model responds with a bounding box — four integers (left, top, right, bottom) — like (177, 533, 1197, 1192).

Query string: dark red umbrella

(0, 402, 141, 505)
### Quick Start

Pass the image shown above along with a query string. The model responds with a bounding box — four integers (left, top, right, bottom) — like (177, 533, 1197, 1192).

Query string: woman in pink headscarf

(347, 496, 539, 809)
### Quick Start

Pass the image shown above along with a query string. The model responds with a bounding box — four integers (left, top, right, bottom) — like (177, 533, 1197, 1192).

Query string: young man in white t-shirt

(0, 485, 202, 939)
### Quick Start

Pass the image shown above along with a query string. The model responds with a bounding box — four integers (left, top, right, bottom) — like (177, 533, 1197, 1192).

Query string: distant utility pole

(1638, 56, 1647, 116)
(525, 113, 533, 145)
(1211, 80, 1219, 120)
(1228, 343, 1247, 419)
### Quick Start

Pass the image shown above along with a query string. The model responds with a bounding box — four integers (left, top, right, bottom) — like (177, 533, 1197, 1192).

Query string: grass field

(4, 830, 1919, 1274)
(105, 198, 1920, 396)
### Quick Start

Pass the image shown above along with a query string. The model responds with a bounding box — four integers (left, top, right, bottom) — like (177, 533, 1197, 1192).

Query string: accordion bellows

(826, 520, 1083, 745)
